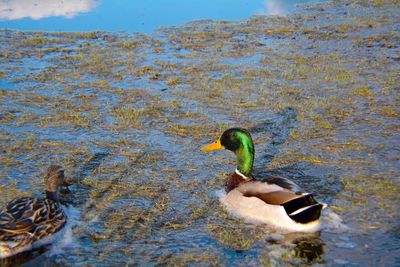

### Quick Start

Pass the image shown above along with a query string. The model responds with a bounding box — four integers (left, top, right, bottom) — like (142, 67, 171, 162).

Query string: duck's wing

(242, 185, 303, 205)
(0, 197, 65, 237)
(0, 197, 39, 236)
(261, 175, 303, 193)
(239, 181, 324, 223)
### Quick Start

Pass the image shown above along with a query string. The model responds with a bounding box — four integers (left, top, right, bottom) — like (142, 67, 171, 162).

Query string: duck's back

(0, 197, 66, 258)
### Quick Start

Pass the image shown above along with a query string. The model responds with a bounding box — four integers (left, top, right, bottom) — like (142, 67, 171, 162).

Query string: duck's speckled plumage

(0, 165, 68, 259)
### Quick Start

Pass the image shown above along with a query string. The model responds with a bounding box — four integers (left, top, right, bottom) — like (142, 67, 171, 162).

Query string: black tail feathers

(282, 194, 323, 224)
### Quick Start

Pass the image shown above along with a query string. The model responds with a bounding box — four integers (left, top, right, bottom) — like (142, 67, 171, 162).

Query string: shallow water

(0, 0, 399, 266)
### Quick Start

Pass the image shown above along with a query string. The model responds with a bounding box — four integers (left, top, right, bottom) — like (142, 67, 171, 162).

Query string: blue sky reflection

(0, 0, 323, 33)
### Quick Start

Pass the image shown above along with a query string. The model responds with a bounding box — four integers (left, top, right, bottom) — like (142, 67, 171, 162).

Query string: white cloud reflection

(265, 1, 286, 15)
(260, 0, 302, 15)
(0, 0, 98, 20)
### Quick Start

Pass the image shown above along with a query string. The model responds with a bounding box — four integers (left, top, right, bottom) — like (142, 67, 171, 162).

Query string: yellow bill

(201, 139, 224, 151)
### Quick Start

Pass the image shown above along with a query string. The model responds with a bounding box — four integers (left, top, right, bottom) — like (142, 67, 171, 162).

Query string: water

(0, 0, 323, 33)
(0, 0, 399, 266)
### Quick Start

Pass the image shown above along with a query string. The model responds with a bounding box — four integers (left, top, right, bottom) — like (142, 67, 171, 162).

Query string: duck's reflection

(0, 245, 49, 267)
(267, 232, 325, 264)
(291, 233, 324, 263)
(0, 0, 98, 20)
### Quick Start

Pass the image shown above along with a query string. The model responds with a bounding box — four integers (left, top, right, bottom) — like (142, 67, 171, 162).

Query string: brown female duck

(0, 165, 70, 258)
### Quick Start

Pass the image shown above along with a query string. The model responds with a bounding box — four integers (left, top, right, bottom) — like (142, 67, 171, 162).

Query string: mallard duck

(202, 128, 326, 232)
(0, 165, 70, 258)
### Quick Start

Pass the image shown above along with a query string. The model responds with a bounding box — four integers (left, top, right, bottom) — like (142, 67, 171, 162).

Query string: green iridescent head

(202, 128, 255, 176)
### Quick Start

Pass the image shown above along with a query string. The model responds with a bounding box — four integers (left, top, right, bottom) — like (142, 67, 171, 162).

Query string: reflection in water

(292, 235, 324, 263)
(0, 245, 49, 267)
(0, 0, 98, 20)
(262, 0, 316, 15)
(262, 232, 325, 266)
(0, 0, 328, 32)
(267, 232, 325, 264)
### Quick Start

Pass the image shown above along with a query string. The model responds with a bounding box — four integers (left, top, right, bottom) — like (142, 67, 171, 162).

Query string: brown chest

(224, 172, 250, 193)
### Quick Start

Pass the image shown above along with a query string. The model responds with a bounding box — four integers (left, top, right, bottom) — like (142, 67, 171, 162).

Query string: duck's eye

(223, 132, 232, 139)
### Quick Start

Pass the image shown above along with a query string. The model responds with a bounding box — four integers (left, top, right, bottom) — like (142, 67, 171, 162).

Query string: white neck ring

(235, 169, 250, 180)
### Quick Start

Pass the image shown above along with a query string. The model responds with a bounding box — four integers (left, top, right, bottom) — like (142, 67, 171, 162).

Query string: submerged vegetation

(0, 0, 399, 266)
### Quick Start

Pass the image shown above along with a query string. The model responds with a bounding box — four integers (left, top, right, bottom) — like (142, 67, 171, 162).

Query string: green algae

(111, 106, 145, 128)
(207, 223, 267, 251)
(158, 250, 224, 267)
(0, 183, 29, 206)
